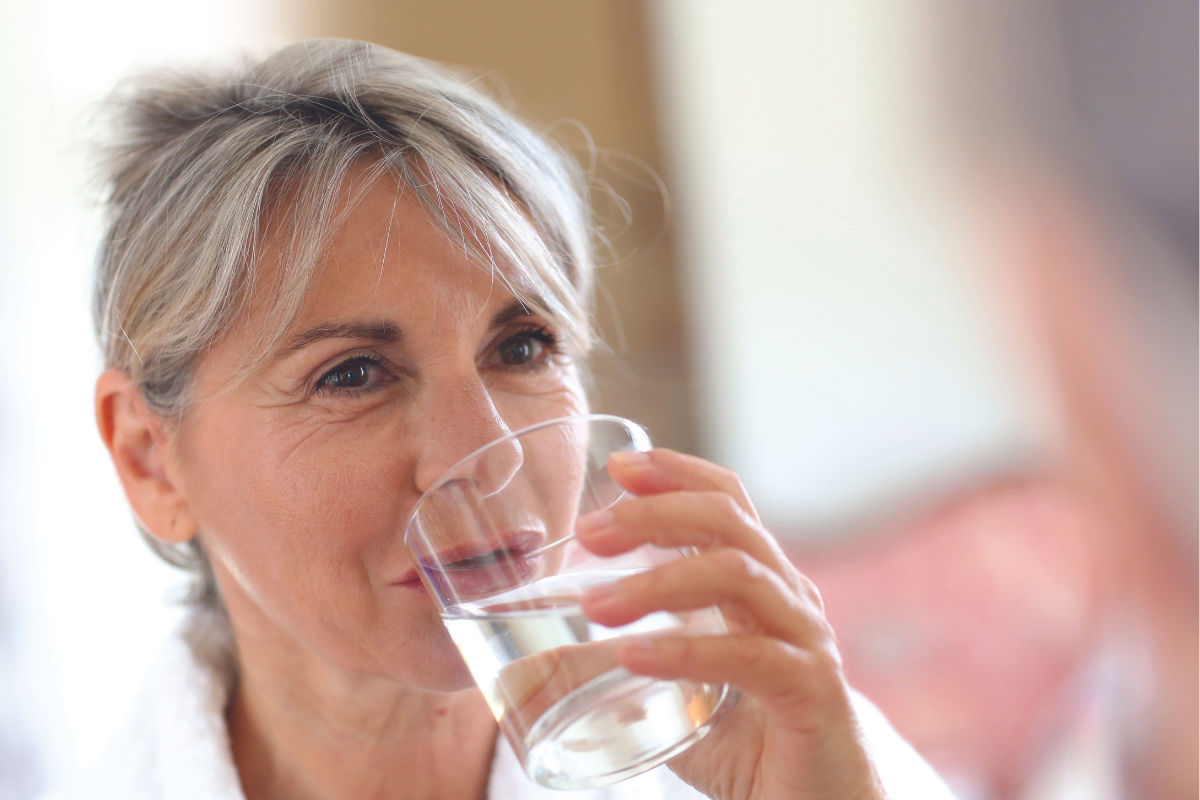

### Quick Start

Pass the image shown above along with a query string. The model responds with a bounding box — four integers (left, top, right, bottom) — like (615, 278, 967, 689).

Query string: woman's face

(163, 173, 586, 690)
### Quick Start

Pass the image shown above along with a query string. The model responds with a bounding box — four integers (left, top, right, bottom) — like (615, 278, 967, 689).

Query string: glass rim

(402, 412, 648, 545)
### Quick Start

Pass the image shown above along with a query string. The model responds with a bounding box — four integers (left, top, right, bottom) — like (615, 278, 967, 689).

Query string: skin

(96, 168, 886, 800)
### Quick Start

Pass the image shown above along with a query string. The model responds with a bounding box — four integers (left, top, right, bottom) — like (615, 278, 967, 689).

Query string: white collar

(57, 607, 949, 800)
(67, 608, 687, 799)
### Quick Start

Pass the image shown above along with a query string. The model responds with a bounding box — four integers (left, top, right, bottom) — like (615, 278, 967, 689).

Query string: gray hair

(93, 39, 597, 606)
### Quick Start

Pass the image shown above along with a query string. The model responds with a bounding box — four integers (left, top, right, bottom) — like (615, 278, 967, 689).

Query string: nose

(412, 375, 523, 497)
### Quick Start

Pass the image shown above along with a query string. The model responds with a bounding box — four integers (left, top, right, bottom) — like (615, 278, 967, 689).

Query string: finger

(617, 633, 850, 729)
(575, 489, 795, 581)
(581, 548, 829, 646)
(606, 449, 759, 520)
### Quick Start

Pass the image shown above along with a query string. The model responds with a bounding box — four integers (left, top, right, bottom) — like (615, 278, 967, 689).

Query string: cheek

(536, 437, 588, 529)
(498, 374, 589, 430)
(179, 416, 406, 601)
(184, 421, 478, 683)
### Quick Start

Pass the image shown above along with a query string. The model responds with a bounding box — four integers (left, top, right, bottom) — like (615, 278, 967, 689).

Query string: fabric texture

(43, 609, 956, 799)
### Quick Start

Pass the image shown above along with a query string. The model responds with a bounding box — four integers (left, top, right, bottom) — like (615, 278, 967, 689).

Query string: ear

(95, 370, 197, 544)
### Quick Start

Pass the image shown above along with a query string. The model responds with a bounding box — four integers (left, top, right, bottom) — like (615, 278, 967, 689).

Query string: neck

(224, 616, 498, 800)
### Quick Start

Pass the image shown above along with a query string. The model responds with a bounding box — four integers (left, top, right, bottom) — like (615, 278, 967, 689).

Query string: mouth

(406, 529, 555, 601)
(392, 571, 427, 589)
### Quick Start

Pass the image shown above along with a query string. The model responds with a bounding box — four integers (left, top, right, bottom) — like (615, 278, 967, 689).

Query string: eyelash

(496, 325, 561, 368)
(311, 325, 564, 398)
(313, 353, 391, 397)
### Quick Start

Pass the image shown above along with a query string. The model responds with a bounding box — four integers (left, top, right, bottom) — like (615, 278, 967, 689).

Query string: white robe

(43, 610, 956, 799)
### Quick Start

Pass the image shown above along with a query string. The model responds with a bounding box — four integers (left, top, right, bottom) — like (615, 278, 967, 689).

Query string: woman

(70, 39, 954, 799)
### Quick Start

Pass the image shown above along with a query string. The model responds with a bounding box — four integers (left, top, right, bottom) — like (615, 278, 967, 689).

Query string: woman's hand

(577, 449, 886, 800)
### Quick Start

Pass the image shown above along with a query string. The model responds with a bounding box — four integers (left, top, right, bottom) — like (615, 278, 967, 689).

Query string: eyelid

(488, 324, 561, 365)
(503, 319, 559, 342)
(310, 350, 400, 395)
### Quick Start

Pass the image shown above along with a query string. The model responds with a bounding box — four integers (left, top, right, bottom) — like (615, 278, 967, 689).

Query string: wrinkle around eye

(484, 354, 578, 395)
(246, 373, 395, 411)
(246, 366, 407, 433)
(486, 371, 588, 418)
(275, 415, 342, 466)
(269, 395, 402, 466)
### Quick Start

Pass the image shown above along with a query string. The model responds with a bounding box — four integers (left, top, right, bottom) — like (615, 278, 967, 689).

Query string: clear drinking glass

(405, 414, 732, 789)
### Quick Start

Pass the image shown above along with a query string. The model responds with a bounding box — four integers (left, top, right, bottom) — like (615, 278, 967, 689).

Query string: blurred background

(0, 1, 1194, 798)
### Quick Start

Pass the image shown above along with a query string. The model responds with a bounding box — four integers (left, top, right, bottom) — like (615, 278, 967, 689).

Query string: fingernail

(575, 509, 615, 535)
(610, 450, 650, 469)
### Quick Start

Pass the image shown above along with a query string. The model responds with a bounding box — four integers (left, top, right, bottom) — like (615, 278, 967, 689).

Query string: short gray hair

(93, 39, 597, 605)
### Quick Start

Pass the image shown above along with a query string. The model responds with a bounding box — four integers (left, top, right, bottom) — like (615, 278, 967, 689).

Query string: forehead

(268, 171, 535, 335)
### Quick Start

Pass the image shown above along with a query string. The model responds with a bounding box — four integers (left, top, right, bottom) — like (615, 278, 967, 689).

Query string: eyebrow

(279, 320, 401, 356)
(276, 300, 539, 358)
(490, 299, 536, 328)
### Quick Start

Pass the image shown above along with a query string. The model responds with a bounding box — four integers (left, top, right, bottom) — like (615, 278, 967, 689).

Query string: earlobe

(95, 370, 198, 544)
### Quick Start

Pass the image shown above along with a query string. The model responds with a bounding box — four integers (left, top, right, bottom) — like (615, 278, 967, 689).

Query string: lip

(428, 529, 545, 569)
(391, 570, 426, 589)
(407, 529, 552, 601)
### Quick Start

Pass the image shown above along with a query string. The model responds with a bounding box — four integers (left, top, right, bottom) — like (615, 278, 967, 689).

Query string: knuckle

(716, 468, 756, 515)
(704, 490, 750, 525)
(727, 472, 752, 502)
(655, 635, 695, 665)
(712, 547, 763, 583)
(755, 640, 840, 711)
(810, 639, 845, 677)
(735, 635, 851, 715)
(740, 634, 784, 666)
(778, 643, 847, 705)
(712, 462, 740, 487)
(807, 651, 850, 710)
(797, 574, 826, 613)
